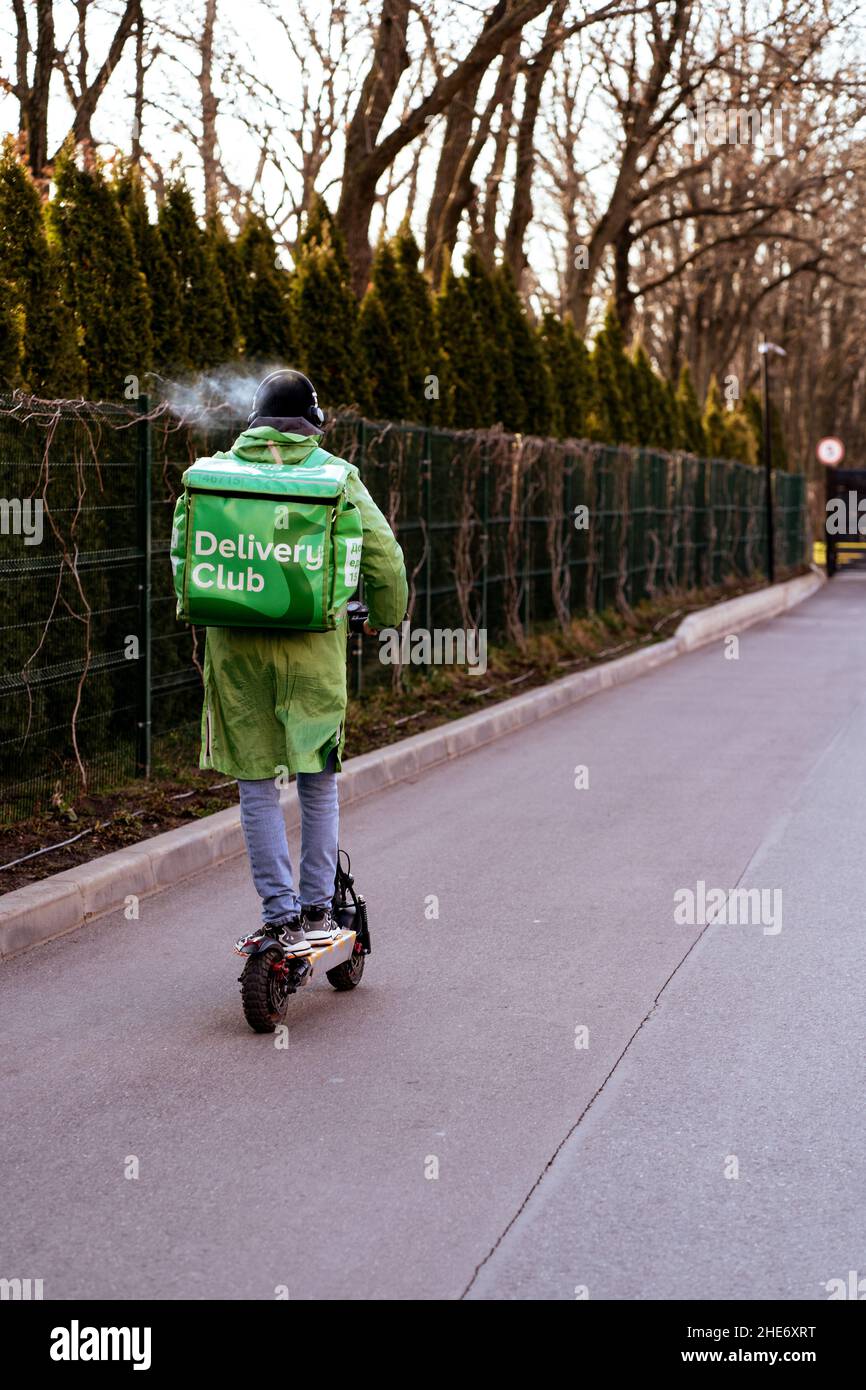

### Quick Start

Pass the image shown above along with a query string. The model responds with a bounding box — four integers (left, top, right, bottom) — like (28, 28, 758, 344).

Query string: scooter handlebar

(347, 600, 369, 634)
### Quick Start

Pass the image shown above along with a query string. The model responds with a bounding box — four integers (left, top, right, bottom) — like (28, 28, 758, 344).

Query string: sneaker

(273, 920, 312, 955)
(235, 918, 311, 955)
(300, 906, 340, 944)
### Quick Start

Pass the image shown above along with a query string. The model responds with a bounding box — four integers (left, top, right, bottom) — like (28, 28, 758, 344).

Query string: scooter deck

(284, 929, 357, 974)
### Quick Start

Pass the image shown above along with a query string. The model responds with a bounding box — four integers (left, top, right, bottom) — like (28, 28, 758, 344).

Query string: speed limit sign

(817, 436, 845, 466)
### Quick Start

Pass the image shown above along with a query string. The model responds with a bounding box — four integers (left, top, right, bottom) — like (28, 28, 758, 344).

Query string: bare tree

(5, 0, 56, 177)
(198, 0, 219, 219)
(566, 0, 695, 332)
(424, 0, 508, 281)
(628, 2, 866, 386)
(338, 0, 565, 294)
(212, 0, 363, 241)
(52, 1, 141, 163)
(504, 0, 569, 287)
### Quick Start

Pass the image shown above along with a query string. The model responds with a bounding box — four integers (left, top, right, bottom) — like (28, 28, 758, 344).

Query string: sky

(0, 0, 577, 295)
(2, 0, 862, 322)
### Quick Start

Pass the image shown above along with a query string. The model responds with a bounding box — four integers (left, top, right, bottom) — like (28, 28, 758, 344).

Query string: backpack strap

(259, 443, 334, 468)
(304, 445, 354, 500)
(304, 445, 335, 467)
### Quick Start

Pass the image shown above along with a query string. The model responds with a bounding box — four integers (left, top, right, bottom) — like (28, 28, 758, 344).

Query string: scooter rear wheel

(240, 948, 291, 1032)
(326, 940, 365, 991)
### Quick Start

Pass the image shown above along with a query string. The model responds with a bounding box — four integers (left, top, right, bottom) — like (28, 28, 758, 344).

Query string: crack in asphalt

(459, 911, 720, 1299)
(460, 691, 864, 1300)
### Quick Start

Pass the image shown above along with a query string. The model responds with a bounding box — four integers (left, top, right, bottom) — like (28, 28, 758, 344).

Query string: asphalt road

(2, 573, 865, 1301)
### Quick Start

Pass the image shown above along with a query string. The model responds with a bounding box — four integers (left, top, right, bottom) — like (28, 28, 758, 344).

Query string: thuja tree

(538, 312, 568, 437)
(564, 319, 595, 439)
(435, 266, 495, 429)
(364, 239, 419, 414)
(742, 390, 763, 457)
(631, 343, 660, 448)
(0, 276, 22, 387)
(0, 141, 82, 395)
(675, 364, 706, 455)
(32, 157, 132, 760)
(702, 374, 742, 459)
(209, 216, 250, 351)
(357, 283, 410, 419)
(235, 214, 295, 362)
(591, 304, 634, 446)
(290, 219, 359, 407)
(48, 151, 152, 399)
(724, 407, 759, 466)
(393, 226, 441, 423)
(358, 240, 412, 418)
(297, 194, 352, 283)
(116, 168, 185, 375)
(465, 251, 519, 430)
(494, 265, 554, 437)
(540, 313, 594, 440)
(661, 377, 682, 451)
(741, 388, 787, 469)
(158, 181, 239, 370)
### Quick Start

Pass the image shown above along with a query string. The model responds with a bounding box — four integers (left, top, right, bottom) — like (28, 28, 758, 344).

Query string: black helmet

(248, 369, 325, 429)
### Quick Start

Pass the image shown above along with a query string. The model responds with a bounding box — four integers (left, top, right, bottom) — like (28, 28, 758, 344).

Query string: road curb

(0, 570, 824, 958)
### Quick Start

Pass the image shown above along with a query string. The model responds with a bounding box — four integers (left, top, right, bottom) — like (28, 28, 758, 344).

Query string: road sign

(817, 436, 845, 466)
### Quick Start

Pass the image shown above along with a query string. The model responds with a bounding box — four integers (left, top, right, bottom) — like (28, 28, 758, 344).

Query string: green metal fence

(0, 397, 809, 823)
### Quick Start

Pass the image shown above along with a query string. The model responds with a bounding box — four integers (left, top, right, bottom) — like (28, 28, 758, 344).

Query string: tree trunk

(439, 43, 523, 278)
(199, 0, 219, 220)
(425, 89, 483, 284)
(477, 40, 520, 267)
(424, 1, 507, 284)
(132, 1, 144, 169)
(567, 0, 690, 331)
(339, 0, 412, 294)
(613, 220, 635, 336)
(338, 0, 552, 297)
(504, 0, 568, 289)
(50, 1, 140, 163)
(26, 0, 54, 177)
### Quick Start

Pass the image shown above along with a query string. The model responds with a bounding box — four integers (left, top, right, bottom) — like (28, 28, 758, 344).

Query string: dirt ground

(0, 575, 785, 891)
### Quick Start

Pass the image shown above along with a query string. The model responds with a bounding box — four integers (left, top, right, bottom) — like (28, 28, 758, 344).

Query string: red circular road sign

(817, 436, 845, 465)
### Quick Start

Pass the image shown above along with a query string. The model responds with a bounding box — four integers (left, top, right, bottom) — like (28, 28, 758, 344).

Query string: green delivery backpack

(172, 446, 363, 631)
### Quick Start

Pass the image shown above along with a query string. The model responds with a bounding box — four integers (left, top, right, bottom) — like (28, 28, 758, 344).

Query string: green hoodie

(171, 427, 408, 779)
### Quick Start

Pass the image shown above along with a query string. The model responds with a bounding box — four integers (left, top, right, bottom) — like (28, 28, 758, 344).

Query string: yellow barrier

(813, 540, 866, 567)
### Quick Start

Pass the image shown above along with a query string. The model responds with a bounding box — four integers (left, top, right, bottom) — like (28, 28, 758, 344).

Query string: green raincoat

(171, 427, 408, 780)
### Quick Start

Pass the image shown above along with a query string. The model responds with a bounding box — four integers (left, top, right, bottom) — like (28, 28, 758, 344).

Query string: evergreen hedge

(0, 144, 781, 466)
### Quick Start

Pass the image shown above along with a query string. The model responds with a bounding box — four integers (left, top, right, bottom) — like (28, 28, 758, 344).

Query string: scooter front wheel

(240, 948, 292, 1032)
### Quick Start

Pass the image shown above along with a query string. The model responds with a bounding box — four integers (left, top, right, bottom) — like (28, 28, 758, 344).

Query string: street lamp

(758, 342, 786, 584)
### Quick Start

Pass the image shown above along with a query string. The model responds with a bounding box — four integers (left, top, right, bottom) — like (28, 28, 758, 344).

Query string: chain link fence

(0, 397, 809, 823)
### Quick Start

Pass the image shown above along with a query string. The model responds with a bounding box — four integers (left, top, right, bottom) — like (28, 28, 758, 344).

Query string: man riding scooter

(171, 369, 408, 957)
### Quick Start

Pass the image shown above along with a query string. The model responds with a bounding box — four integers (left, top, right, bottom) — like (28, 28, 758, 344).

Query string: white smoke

(151, 362, 290, 427)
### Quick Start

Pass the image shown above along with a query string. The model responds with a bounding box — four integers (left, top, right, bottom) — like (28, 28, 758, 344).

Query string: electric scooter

(235, 849, 370, 1033)
(234, 600, 372, 1034)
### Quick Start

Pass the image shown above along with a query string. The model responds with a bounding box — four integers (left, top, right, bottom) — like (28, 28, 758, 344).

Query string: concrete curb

(0, 570, 824, 958)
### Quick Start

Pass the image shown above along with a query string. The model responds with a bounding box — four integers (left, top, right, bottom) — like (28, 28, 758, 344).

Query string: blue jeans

(238, 761, 339, 926)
